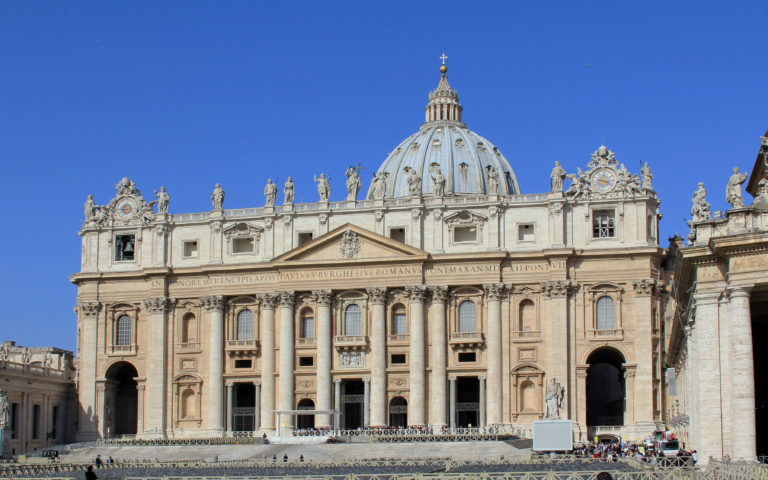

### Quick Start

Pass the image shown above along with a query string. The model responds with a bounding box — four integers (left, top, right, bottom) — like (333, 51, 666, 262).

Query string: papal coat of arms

(339, 230, 361, 258)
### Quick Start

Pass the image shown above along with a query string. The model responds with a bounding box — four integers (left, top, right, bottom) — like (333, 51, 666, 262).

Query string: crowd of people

(572, 441, 698, 466)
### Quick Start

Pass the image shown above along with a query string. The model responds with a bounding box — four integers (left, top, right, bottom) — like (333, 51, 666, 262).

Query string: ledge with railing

(333, 335, 368, 350)
(587, 329, 624, 340)
(449, 331, 484, 348)
(0, 360, 71, 379)
(108, 344, 137, 356)
(176, 341, 201, 353)
(225, 339, 259, 354)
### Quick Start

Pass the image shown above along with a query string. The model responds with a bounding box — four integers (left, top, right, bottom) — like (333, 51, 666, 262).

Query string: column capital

(478, 375, 487, 381)
(253, 380, 261, 387)
(430, 286, 448, 303)
(448, 375, 457, 382)
(313, 289, 334, 306)
(483, 283, 505, 301)
(363, 377, 371, 384)
(333, 378, 341, 385)
(225, 382, 234, 388)
(692, 291, 722, 306)
(540, 280, 575, 298)
(77, 302, 102, 317)
(278, 291, 295, 308)
(202, 295, 225, 312)
(365, 287, 387, 305)
(258, 293, 278, 310)
(405, 285, 427, 303)
(728, 284, 753, 298)
(143, 296, 172, 314)
(632, 278, 657, 296)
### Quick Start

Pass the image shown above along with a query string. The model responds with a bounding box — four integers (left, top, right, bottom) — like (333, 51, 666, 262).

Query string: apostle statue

(372, 171, 389, 199)
(314, 173, 330, 201)
(264, 179, 277, 207)
(691, 182, 711, 221)
(726, 167, 748, 209)
(550, 161, 566, 192)
(84, 195, 96, 221)
(345, 166, 362, 201)
(211, 183, 225, 210)
(486, 165, 500, 194)
(284, 177, 295, 204)
(0, 389, 9, 429)
(641, 162, 654, 191)
(429, 163, 446, 197)
(403, 167, 422, 197)
(545, 377, 566, 419)
(154, 186, 170, 214)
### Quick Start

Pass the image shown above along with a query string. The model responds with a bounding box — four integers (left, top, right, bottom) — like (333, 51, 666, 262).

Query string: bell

(124, 240, 134, 253)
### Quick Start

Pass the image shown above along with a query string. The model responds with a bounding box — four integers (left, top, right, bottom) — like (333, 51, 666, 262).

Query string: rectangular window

(593, 210, 616, 238)
(182, 241, 198, 258)
(32, 404, 40, 439)
(114, 234, 135, 261)
(116, 316, 132, 346)
(392, 312, 407, 335)
(458, 352, 476, 363)
(299, 356, 314, 367)
(301, 316, 314, 339)
(10, 403, 18, 439)
(389, 228, 406, 243)
(234, 359, 252, 369)
(391, 354, 406, 364)
(518, 224, 535, 241)
(232, 237, 255, 254)
(454, 226, 477, 243)
(298, 232, 313, 246)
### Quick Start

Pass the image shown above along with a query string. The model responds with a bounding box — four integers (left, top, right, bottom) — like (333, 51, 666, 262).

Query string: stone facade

(72, 65, 665, 442)
(0, 341, 76, 456)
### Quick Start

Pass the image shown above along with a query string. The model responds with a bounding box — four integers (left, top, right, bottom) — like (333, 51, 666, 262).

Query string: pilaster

(75, 302, 101, 441)
(313, 289, 333, 428)
(366, 287, 387, 426)
(258, 293, 277, 432)
(631, 279, 656, 427)
(541, 280, 573, 416)
(202, 295, 225, 434)
(142, 296, 171, 438)
(278, 290, 295, 434)
(483, 283, 504, 425)
(405, 285, 426, 425)
(429, 286, 448, 427)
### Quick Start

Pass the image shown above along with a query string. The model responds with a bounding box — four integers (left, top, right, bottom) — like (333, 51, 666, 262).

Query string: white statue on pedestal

(726, 167, 748, 209)
(545, 377, 566, 419)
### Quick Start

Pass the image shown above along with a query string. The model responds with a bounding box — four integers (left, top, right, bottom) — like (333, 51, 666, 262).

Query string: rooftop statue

(264, 179, 277, 207)
(691, 182, 711, 222)
(550, 161, 566, 192)
(154, 186, 170, 214)
(314, 173, 330, 201)
(726, 167, 748, 209)
(486, 165, 499, 194)
(84, 195, 96, 221)
(403, 166, 422, 197)
(617, 164, 643, 196)
(641, 162, 654, 191)
(211, 183, 225, 210)
(283, 177, 294, 204)
(565, 168, 589, 199)
(345, 166, 362, 201)
(429, 163, 446, 197)
(372, 171, 389, 199)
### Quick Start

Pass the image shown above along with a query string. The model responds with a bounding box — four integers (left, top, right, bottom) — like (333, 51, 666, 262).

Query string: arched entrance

(586, 348, 625, 427)
(456, 377, 480, 428)
(105, 362, 138, 436)
(297, 398, 315, 429)
(389, 397, 407, 427)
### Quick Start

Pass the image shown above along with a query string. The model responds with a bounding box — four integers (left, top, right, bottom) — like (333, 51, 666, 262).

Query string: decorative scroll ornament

(279, 291, 295, 308)
(85, 177, 158, 227)
(202, 295, 225, 312)
(366, 287, 387, 305)
(339, 231, 361, 259)
(313, 289, 333, 306)
(540, 280, 574, 298)
(430, 286, 448, 303)
(632, 278, 657, 296)
(78, 302, 102, 317)
(143, 296, 171, 314)
(483, 283, 505, 301)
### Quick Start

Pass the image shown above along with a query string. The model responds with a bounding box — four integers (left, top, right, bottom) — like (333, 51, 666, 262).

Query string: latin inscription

(425, 264, 499, 275)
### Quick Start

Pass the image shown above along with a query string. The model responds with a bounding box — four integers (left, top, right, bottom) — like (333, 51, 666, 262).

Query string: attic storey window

(115, 234, 135, 261)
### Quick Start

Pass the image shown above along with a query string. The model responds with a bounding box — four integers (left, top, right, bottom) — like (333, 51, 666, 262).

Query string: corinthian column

(367, 287, 387, 426)
(728, 286, 756, 461)
(259, 294, 277, 432)
(429, 286, 448, 427)
(483, 284, 504, 426)
(632, 279, 656, 428)
(75, 302, 101, 441)
(278, 291, 295, 434)
(406, 285, 426, 426)
(541, 280, 572, 416)
(143, 296, 171, 438)
(202, 295, 225, 434)
(313, 289, 333, 428)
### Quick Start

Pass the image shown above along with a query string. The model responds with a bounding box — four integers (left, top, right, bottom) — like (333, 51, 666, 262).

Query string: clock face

(115, 197, 138, 220)
(591, 168, 616, 192)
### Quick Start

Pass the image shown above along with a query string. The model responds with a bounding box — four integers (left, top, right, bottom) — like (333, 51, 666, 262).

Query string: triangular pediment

(273, 224, 428, 265)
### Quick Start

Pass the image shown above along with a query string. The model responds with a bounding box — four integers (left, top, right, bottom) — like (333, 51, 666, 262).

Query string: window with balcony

(458, 300, 476, 332)
(301, 312, 314, 339)
(392, 305, 406, 335)
(596, 296, 615, 330)
(236, 310, 254, 340)
(344, 304, 362, 335)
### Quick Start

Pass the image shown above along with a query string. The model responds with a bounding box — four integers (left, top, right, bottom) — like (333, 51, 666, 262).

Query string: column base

(75, 430, 100, 442)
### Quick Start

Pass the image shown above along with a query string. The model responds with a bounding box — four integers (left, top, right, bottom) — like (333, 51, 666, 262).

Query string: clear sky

(2, 1, 767, 352)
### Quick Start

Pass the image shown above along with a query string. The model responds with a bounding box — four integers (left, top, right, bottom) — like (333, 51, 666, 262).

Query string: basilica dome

(367, 66, 520, 199)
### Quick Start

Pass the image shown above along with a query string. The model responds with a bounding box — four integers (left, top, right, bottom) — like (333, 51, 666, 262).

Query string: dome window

(410, 142, 420, 151)
(455, 138, 464, 148)
(432, 139, 442, 147)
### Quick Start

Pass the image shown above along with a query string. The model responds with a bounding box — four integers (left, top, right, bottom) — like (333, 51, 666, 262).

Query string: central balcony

(334, 335, 369, 352)
(449, 331, 484, 349)
(226, 339, 260, 355)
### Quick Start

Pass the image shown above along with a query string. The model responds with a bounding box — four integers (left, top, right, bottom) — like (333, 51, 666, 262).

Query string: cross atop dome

(425, 54, 462, 125)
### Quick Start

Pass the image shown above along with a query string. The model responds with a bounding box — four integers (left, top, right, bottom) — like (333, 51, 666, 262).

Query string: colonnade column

(367, 287, 387, 426)
(203, 295, 225, 434)
(479, 376, 486, 428)
(333, 379, 341, 430)
(143, 296, 171, 438)
(728, 286, 756, 461)
(314, 290, 333, 428)
(253, 381, 261, 431)
(363, 377, 370, 427)
(259, 294, 277, 432)
(483, 284, 504, 426)
(226, 382, 234, 432)
(406, 285, 427, 426)
(691, 292, 723, 461)
(429, 287, 448, 428)
(278, 291, 296, 435)
(542, 280, 571, 416)
(449, 376, 457, 430)
(75, 302, 101, 441)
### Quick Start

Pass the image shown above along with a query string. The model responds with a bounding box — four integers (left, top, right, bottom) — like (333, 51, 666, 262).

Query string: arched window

(236, 310, 254, 340)
(596, 296, 615, 330)
(458, 300, 476, 332)
(519, 300, 535, 332)
(392, 304, 406, 335)
(344, 304, 362, 335)
(182, 313, 197, 343)
(116, 315, 131, 346)
(301, 309, 314, 339)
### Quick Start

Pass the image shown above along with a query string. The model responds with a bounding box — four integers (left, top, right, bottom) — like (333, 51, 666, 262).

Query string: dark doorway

(233, 383, 255, 431)
(751, 290, 768, 457)
(389, 397, 407, 427)
(456, 376, 479, 428)
(586, 348, 625, 426)
(105, 362, 138, 436)
(342, 380, 364, 429)
(297, 398, 315, 429)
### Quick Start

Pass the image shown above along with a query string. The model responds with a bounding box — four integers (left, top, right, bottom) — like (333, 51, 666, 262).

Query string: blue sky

(1, 2, 767, 352)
